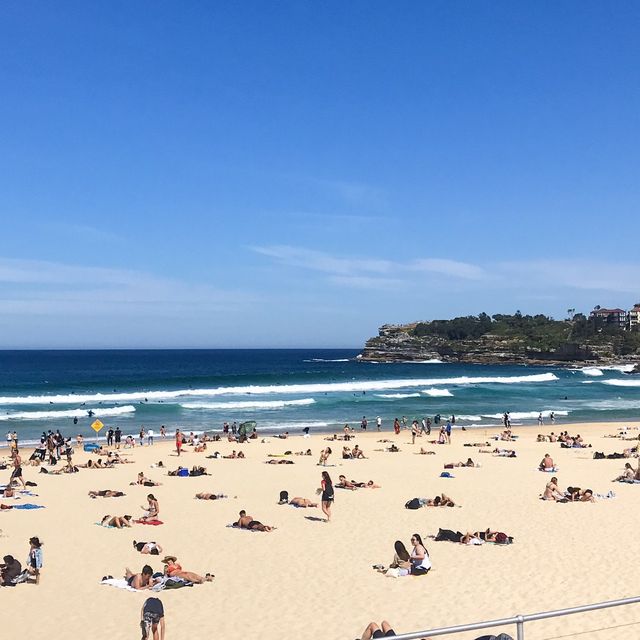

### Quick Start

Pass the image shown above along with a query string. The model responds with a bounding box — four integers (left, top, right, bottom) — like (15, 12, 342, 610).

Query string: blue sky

(1, 1, 638, 348)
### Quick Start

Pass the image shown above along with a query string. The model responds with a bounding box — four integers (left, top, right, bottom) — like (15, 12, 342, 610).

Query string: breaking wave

(482, 410, 570, 420)
(0, 405, 136, 422)
(180, 399, 316, 410)
(0, 373, 559, 406)
(422, 388, 453, 397)
(374, 393, 421, 399)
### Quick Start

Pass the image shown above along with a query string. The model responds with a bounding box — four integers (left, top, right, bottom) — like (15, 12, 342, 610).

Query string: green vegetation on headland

(360, 311, 640, 365)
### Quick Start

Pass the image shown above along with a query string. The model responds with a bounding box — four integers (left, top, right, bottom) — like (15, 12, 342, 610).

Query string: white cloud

(410, 258, 486, 280)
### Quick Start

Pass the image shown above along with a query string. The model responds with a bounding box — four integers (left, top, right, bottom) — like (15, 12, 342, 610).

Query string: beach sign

(91, 419, 104, 433)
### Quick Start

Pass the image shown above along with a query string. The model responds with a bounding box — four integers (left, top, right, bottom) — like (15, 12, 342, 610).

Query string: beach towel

(134, 519, 164, 525)
(100, 578, 138, 592)
(616, 479, 640, 484)
(226, 524, 276, 531)
(12, 503, 45, 510)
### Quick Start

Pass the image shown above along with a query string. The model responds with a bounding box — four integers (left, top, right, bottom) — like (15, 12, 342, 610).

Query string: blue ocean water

(0, 349, 639, 445)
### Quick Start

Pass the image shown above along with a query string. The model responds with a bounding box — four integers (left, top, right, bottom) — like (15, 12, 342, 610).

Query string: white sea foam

(602, 380, 640, 388)
(581, 381, 595, 384)
(374, 393, 421, 399)
(180, 398, 316, 410)
(0, 405, 136, 422)
(0, 372, 558, 406)
(303, 358, 350, 363)
(581, 367, 604, 377)
(456, 415, 483, 422)
(481, 410, 569, 420)
(578, 399, 640, 411)
(422, 388, 453, 397)
(401, 359, 444, 364)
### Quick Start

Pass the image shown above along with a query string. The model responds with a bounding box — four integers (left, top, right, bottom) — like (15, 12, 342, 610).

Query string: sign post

(91, 419, 104, 443)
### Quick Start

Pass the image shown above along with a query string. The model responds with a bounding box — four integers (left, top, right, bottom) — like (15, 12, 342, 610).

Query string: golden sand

(1, 421, 639, 640)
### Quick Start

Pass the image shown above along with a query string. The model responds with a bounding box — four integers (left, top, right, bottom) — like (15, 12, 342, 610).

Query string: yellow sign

(91, 419, 104, 433)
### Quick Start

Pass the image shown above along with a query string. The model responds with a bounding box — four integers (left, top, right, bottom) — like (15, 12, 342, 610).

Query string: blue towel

(13, 503, 45, 510)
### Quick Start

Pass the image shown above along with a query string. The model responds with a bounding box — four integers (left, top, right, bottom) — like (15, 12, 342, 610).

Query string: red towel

(134, 519, 164, 525)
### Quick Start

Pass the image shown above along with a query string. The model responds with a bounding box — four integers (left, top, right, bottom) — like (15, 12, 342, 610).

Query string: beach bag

(177, 468, 189, 477)
(494, 532, 509, 544)
(405, 498, 421, 510)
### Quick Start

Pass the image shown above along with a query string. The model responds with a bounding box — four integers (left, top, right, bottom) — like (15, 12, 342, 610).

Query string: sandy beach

(1, 421, 639, 640)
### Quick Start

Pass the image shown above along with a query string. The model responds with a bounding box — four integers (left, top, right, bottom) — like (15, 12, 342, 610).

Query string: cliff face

(359, 323, 638, 365)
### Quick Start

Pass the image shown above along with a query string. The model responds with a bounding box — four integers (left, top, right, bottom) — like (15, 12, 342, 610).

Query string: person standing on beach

(393, 418, 401, 435)
(445, 420, 452, 444)
(361, 416, 368, 431)
(319, 471, 334, 522)
(10, 452, 26, 490)
(114, 427, 122, 450)
(376, 416, 382, 432)
(538, 413, 544, 426)
(411, 421, 419, 444)
(141, 596, 165, 640)
(175, 430, 182, 457)
(160, 425, 166, 439)
(147, 428, 154, 446)
(107, 428, 114, 447)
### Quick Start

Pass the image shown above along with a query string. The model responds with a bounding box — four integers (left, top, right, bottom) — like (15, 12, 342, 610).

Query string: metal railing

(385, 595, 640, 640)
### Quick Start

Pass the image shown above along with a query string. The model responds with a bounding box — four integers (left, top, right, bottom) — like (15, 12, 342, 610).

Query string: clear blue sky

(1, 1, 638, 348)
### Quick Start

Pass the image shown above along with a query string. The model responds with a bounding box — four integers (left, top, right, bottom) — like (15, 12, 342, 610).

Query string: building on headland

(589, 307, 628, 329)
(629, 305, 640, 330)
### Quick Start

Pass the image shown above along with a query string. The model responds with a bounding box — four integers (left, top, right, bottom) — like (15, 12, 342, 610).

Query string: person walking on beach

(107, 428, 114, 447)
(139, 428, 146, 447)
(361, 416, 368, 431)
(114, 427, 122, 450)
(411, 421, 419, 444)
(141, 596, 165, 640)
(376, 416, 382, 432)
(538, 413, 544, 426)
(445, 420, 452, 444)
(393, 418, 401, 435)
(147, 428, 154, 446)
(319, 471, 334, 522)
(175, 430, 182, 457)
(10, 452, 26, 490)
(160, 425, 166, 439)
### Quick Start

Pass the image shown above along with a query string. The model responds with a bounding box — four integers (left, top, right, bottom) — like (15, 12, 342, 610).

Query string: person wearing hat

(161, 555, 213, 584)
(26, 536, 43, 584)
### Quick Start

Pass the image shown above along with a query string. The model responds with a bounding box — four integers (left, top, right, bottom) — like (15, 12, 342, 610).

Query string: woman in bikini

(139, 494, 159, 522)
(101, 514, 132, 528)
(161, 556, 213, 583)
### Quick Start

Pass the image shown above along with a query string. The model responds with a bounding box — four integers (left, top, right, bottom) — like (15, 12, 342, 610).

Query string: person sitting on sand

(286, 497, 318, 508)
(318, 447, 332, 466)
(359, 621, 431, 640)
(161, 555, 213, 583)
(409, 533, 431, 575)
(336, 475, 358, 490)
(418, 447, 436, 455)
(491, 448, 517, 457)
(352, 444, 366, 459)
(387, 444, 400, 453)
(613, 463, 635, 482)
(342, 446, 352, 459)
(539, 454, 557, 471)
(133, 472, 162, 487)
(88, 490, 125, 498)
(0, 554, 22, 586)
(124, 564, 156, 590)
(139, 494, 159, 522)
(194, 442, 207, 452)
(375, 540, 412, 575)
(195, 492, 228, 500)
(234, 510, 273, 531)
(133, 541, 163, 555)
(101, 514, 133, 528)
(542, 477, 565, 501)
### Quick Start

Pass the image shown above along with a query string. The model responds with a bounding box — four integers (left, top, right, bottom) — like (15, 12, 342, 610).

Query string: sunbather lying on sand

(133, 541, 163, 555)
(101, 514, 132, 528)
(422, 494, 455, 507)
(124, 565, 157, 590)
(234, 509, 274, 531)
(88, 490, 125, 498)
(287, 497, 318, 507)
(566, 487, 595, 502)
(266, 459, 294, 464)
(195, 492, 228, 500)
(419, 447, 436, 455)
(161, 555, 213, 583)
(444, 458, 477, 468)
(223, 450, 245, 459)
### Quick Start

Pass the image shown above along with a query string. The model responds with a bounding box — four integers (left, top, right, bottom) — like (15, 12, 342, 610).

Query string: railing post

(516, 615, 525, 640)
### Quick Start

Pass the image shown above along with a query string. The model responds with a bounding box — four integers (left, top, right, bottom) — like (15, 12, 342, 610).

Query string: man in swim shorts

(141, 596, 165, 640)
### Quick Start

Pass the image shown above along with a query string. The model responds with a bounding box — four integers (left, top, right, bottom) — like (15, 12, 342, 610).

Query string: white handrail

(383, 595, 640, 640)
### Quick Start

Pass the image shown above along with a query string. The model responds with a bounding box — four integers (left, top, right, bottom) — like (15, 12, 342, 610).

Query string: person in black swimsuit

(319, 471, 334, 522)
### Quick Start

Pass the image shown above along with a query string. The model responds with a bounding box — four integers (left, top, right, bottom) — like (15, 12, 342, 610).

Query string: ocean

(1, 349, 639, 446)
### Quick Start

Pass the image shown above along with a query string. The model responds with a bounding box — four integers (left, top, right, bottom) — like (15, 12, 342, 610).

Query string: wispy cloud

(410, 258, 486, 280)
(0, 257, 257, 316)
(250, 244, 485, 288)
